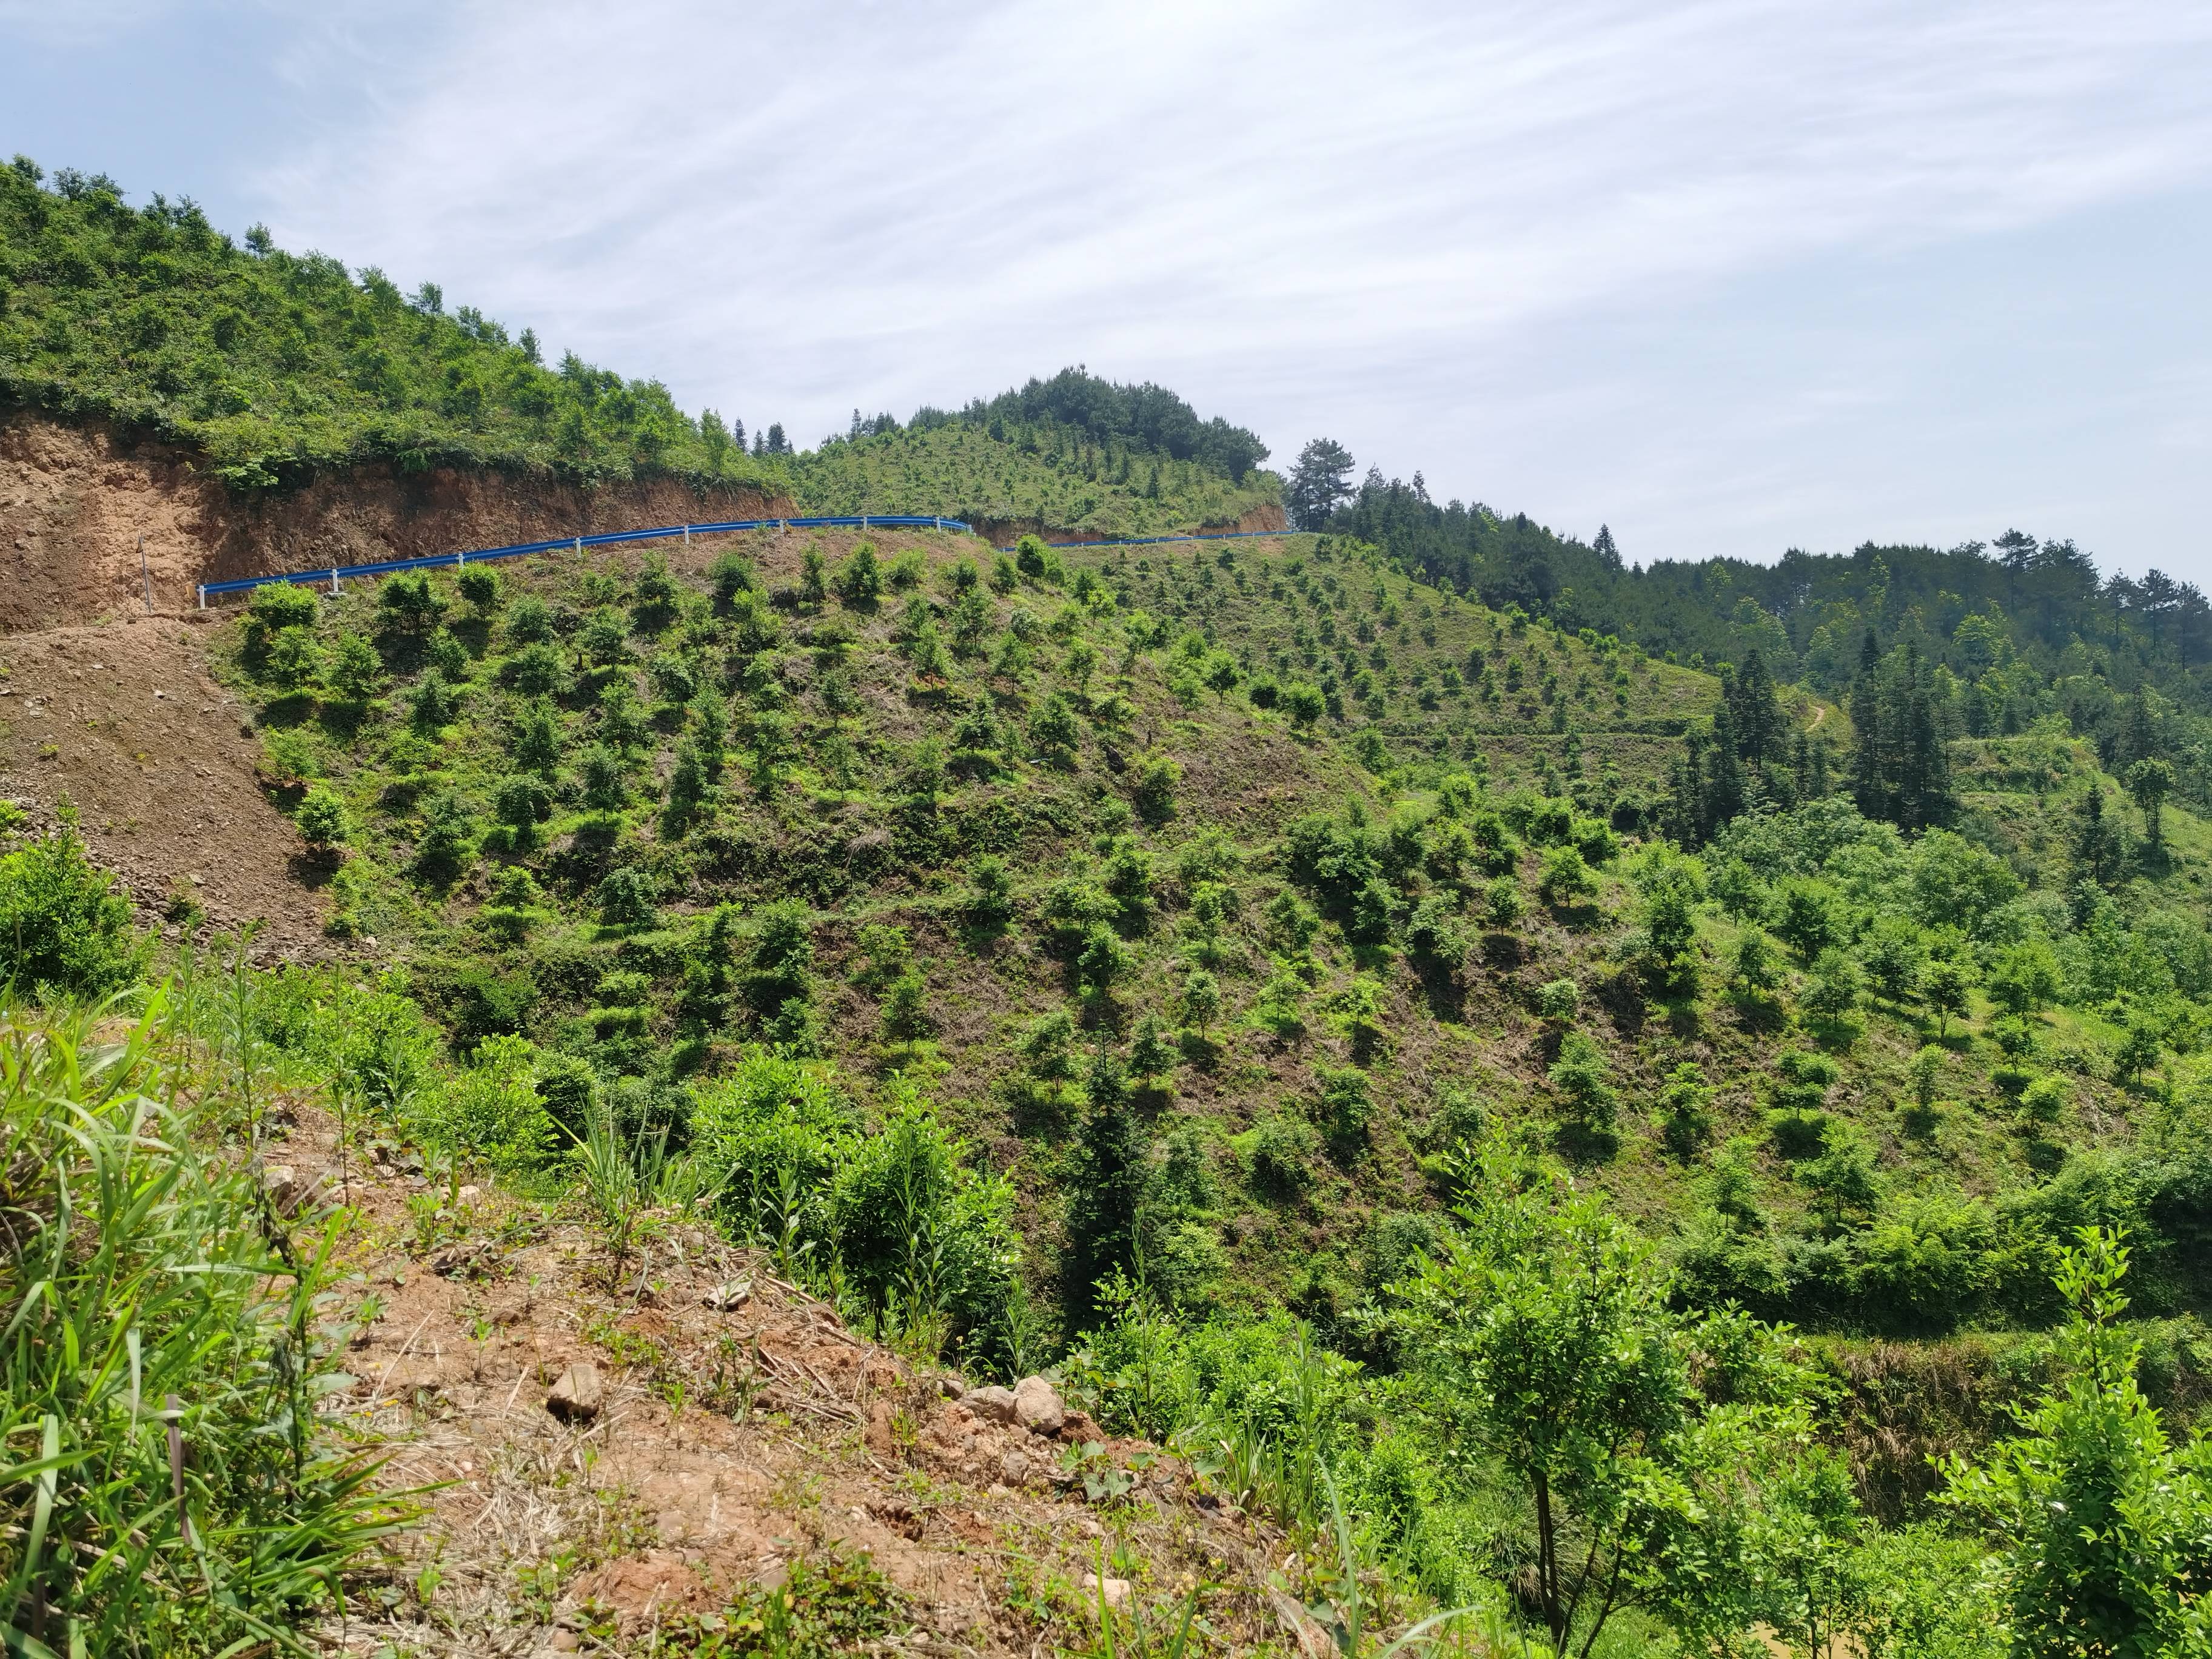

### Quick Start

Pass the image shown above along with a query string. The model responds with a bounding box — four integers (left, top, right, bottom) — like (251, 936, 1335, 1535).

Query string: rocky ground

(262, 1104, 1336, 1657)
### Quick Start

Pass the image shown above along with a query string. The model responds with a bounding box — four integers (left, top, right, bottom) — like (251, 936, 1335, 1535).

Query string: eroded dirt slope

(0, 412, 791, 630)
(0, 614, 335, 957)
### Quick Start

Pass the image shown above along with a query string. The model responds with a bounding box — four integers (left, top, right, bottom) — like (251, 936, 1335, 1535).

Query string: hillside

(791, 369, 1285, 541)
(7, 162, 2212, 1659)
(0, 510, 2168, 1652)
(0, 163, 1284, 617)
(789, 418, 1283, 543)
(1328, 470, 2212, 813)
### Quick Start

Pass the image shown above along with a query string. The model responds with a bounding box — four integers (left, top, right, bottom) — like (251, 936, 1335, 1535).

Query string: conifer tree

(1064, 1045, 1150, 1309)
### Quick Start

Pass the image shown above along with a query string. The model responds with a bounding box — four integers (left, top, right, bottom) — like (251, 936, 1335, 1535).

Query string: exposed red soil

(0, 412, 793, 631)
(261, 1102, 1310, 1657)
(0, 614, 339, 960)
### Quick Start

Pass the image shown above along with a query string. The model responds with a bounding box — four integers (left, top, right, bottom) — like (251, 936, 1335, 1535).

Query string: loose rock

(1000, 1448, 1030, 1484)
(702, 1278, 752, 1312)
(1082, 1572, 1134, 1610)
(1015, 1375, 1065, 1435)
(961, 1384, 1019, 1424)
(546, 1361, 603, 1424)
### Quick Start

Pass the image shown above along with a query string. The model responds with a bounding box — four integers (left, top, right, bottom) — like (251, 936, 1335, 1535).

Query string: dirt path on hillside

(0, 614, 337, 959)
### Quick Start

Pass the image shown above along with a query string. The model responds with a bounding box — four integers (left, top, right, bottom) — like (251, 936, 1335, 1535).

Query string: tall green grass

(0, 993, 403, 1657)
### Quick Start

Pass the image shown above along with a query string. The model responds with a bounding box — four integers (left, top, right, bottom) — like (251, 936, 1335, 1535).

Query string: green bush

(0, 823, 139, 999)
(0, 1001, 400, 1653)
(295, 786, 347, 851)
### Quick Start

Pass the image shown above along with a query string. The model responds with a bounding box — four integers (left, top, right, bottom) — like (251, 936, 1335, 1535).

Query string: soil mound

(0, 614, 335, 959)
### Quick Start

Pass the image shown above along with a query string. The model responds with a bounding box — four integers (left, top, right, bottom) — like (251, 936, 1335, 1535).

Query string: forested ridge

(1301, 454, 2212, 811)
(4, 159, 2212, 1656)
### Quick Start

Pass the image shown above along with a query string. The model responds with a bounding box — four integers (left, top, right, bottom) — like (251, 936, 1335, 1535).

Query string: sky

(5, 0, 2211, 580)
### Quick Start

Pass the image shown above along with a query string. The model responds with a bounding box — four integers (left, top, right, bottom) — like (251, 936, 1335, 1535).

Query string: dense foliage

(0, 158, 788, 493)
(0, 994, 400, 1655)
(1320, 463, 2212, 811)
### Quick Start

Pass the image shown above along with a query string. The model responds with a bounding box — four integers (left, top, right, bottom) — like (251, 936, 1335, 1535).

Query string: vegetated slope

(297, 1105, 1300, 1657)
(0, 158, 785, 497)
(22, 532, 2212, 1655)
(210, 526, 1764, 1295)
(1329, 468, 2212, 804)
(790, 369, 1285, 541)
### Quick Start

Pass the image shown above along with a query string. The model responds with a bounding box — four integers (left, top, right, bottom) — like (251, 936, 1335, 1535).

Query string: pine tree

(1063, 1046, 1150, 1308)
(1729, 648, 1785, 765)
(2072, 785, 2122, 890)
(1849, 630, 1885, 820)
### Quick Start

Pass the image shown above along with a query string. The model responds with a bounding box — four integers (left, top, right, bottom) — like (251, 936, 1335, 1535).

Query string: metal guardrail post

(330, 569, 340, 594)
(196, 585, 206, 609)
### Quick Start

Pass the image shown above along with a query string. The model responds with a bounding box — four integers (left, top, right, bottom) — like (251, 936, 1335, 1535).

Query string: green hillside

(210, 525, 2211, 1333)
(0, 157, 786, 494)
(8, 156, 2212, 1658)
(169, 519, 2212, 1647)
(0, 163, 1279, 543)
(790, 417, 1281, 538)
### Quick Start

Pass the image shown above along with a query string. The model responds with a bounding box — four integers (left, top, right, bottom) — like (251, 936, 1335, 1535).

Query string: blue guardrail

(196, 515, 974, 605)
(197, 516, 1298, 605)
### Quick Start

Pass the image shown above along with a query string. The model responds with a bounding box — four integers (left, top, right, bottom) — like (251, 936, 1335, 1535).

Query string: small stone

(960, 1385, 1019, 1424)
(1082, 1572, 1134, 1610)
(1060, 1409, 1107, 1444)
(1000, 1449, 1030, 1484)
(702, 1278, 752, 1312)
(260, 1164, 323, 1217)
(546, 1361, 603, 1424)
(865, 1399, 898, 1456)
(455, 1184, 481, 1202)
(1014, 1375, 1065, 1435)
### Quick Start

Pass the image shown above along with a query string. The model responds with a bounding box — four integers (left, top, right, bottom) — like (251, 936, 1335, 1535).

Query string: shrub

(962, 856, 1016, 933)
(1284, 681, 1327, 728)
(325, 631, 383, 702)
(420, 1034, 555, 1177)
(825, 1089, 1019, 1352)
(596, 866, 659, 929)
(1537, 844, 1597, 907)
(708, 551, 756, 611)
(833, 541, 883, 606)
(1655, 1062, 1714, 1157)
(242, 580, 320, 667)
(412, 790, 475, 878)
(456, 564, 501, 611)
(504, 592, 554, 644)
(1535, 977, 1581, 1022)
(0, 823, 139, 999)
(1548, 1031, 1617, 1130)
(295, 785, 348, 851)
(375, 569, 447, 637)
(1483, 876, 1526, 928)
(1131, 752, 1182, 826)
(1317, 1065, 1373, 1159)
(1243, 1112, 1319, 1199)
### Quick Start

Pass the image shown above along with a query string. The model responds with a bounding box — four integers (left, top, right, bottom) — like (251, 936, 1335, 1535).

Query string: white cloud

(155, 2, 2212, 568)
